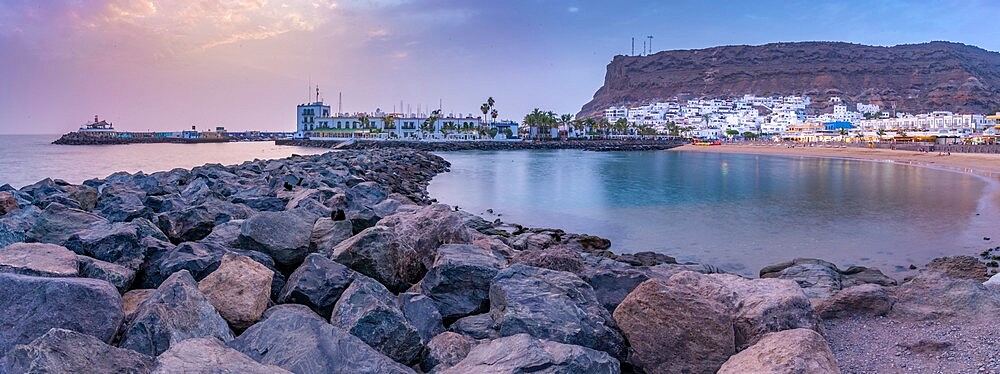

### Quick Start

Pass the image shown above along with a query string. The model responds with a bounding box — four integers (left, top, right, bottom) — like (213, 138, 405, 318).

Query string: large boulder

(94, 184, 151, 222)
(333, 204, 477, 292)
(399, 292, 445, 343)
(923, 255, 989, 281)
(0, 242, 79, 277)
(136, 241, 284, 298)
(512, 245, 585, 273)
(613, 275, 736, 374)
(490, 264, 626, 359)
(717, 329, 839, 374)
(64, 221, 150, 270)
(310, 217, 354, 254)
(890, 273, 1000, 320)
(77, 255, 136, 293)
(760, 258, 896, 300)
(441, 334, 620, 374)
(449, 313, 498, 340)
(0, 191, 19, 215)
(330, 276, 423, 365)
(277, 253, 356, 319)
(581, 255, 650, 312)
(421, 332, 476, 372)
(26, 202, 107, 244)
(119, 270, 234, 356)
(419, 243, 506, 321)
(716, 274, 822, 349)
(123, 289, 155, 322)
(1, 328, 154, 374)
(816, 283, 895, 319)
(0, 273, 123, 359)
(0, 221, 25, 249)
(156, 200, 253, 243)
(330, 226, 410, 291)
(198, 253, 274, 330)
(238, 210, 315, 267)
(152, 337, 289, 374)
(229, 304, 414, 374)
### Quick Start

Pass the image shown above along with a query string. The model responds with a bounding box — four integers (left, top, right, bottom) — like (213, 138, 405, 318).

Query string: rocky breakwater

(52, 132, 230, 145)
(0, 148, 997, 373)
(276, 138, 685, 152)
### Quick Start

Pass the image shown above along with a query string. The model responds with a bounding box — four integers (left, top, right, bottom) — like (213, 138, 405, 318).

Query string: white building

(857, 112, 990, 132)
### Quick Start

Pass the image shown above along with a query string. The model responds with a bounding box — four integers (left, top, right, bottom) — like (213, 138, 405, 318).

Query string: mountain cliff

(578, 41, 1000, 117)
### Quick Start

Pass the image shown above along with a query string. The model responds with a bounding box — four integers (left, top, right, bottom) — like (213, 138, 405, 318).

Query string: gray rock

(119, 270, 234, 356)
(153, 337, 289, 374)
(348, 207, 381, 234)
(229, 304, 414, 374)
(200, 219, 243, 247)
(239, 210, 315, 267)
(156, 200, 253, 243)
(277, 253, 356, 319)
(513, 245, 585, 273)
(421, 332, 476, 372)
(816, 283, 895, 319)
(0, 221, 25, 248)
(441, 334, 620, 374)
(712, 273, 822, 349)
(136, 241, 284, 298)
(449, 313, 498, 340)
(1, 328, 153, 374)
(489, 264, 626, 359)
(330, 276, 423, 365)
(77, 255, 136, 293)
(64, 221, 148, 270)
(399, 292, 445, 343)
(95, 184, 151, 222)
(0, 243, 79, 277)
(310, 217, 353, 254)
(419, 244, 506, 321)
(923, 255, 989, 281)
(0, 273, 123, 359)
(580, 255, 650, 312)
(760, 258, 843, 299)
(346, 181, 388, 210)
(26, 202, 107, 244)
(123, 289, 155, 322)
(372, 198, 402, 217)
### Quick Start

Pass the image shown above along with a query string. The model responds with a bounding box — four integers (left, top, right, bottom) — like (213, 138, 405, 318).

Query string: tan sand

(672, 144, 1000, 177)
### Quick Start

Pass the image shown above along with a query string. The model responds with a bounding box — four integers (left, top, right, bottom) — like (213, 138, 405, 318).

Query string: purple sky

(2, 0, 999, 134)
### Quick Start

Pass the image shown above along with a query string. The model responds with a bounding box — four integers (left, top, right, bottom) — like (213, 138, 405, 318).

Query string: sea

(1, 135, 997, 277)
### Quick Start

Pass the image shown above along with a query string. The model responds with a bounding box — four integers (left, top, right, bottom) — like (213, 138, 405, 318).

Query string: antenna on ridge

(647, 35, 654, 54)
(631, 37, 635, 56)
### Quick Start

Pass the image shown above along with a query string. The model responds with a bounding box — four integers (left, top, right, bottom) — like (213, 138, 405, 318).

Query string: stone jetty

(276, 138, 686, 152)
(1, 148, 998, 373)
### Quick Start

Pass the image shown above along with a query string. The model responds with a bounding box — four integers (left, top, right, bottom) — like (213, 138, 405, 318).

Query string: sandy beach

(673, 143, 1000, 177)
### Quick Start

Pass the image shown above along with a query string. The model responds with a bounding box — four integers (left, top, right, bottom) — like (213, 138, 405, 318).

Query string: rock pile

(0, 148, 995, 373)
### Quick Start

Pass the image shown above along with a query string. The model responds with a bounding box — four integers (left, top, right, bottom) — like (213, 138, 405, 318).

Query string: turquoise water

(429, 150, 1000, 276)
(0, 135, 327, 188)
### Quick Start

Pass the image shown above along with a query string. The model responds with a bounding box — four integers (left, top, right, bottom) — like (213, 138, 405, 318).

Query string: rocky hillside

(579, 41, 1000, 116)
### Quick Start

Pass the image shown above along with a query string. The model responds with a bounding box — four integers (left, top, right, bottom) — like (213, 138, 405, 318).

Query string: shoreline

(671, 143, 1000, 178)
(276, 138, 685, 152)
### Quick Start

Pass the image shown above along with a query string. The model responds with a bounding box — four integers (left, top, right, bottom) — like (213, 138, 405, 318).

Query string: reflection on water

(0, 135, 328, 188)
(429, 149, 1000, 277)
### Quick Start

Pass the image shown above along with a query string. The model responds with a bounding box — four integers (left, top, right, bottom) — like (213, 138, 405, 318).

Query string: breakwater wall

(276, 138, 686, 152)
(52, 132, 292, 145)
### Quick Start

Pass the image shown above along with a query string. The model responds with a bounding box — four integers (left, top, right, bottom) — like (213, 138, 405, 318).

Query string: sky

(1, 0, 999, 134)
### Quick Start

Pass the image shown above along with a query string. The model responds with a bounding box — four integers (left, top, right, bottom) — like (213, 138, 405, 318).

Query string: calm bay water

(2, 135, 996, 277)
(429, 150, 1000, 276)
(0, 135, 327, 188)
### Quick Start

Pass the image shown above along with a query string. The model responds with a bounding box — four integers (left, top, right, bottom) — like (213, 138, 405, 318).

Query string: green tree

(742, 131, 757, 139)
(725, 129, 740, 138)
(421, 109, 440, 136)
(614, 118, 628, 136)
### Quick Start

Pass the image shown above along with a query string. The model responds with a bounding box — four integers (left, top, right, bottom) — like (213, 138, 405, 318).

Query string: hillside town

(601, 95, 1000, 144)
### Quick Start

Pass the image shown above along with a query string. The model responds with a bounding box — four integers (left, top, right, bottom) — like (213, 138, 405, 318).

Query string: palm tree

(490, 109, 498, 124)
(559, 114, 573, 138)
(421, 109, 440, 137)
(876, 129, 886, 140)
(598, 118, 611, 138)
(358, 114, 371, 132)
(614, 118, 628, 136)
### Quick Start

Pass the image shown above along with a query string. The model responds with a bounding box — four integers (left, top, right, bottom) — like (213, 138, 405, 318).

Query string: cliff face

(578, 41, 1000, 117)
